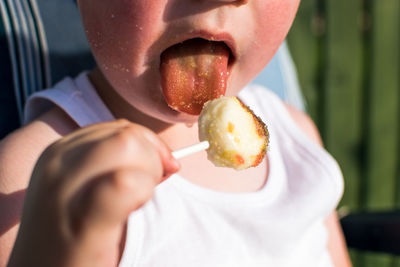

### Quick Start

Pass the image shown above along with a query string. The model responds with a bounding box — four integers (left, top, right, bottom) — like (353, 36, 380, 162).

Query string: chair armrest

(340, 210, 400, 255)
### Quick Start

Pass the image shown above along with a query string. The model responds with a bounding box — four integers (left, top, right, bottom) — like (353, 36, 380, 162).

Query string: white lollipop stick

(172, 141, 210, 159)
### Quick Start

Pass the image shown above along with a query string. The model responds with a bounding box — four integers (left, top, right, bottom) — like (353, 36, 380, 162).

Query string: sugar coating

(198, 96, 269, 170)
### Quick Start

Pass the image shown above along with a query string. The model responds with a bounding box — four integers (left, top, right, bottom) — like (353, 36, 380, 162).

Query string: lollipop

(173, 96, 269, 170)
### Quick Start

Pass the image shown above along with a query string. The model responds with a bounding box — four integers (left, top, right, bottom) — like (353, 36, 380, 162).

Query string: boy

(1, 0, 351, 266)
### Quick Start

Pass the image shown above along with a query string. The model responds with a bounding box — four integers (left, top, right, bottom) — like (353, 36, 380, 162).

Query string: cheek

(258, 0, 299, 47)
(242, 0, 300, 77)
(80, 1, 164, 79)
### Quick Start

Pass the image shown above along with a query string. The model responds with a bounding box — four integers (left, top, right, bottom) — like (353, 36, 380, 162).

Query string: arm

(325, 210, 353, 267)
(5, 117, 179, 267)
(0, 107, 79, 267)
(284, 104, 352, 267)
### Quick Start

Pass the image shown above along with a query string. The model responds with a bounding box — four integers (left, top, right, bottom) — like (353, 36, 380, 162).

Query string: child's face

(78, 0, 300, 123)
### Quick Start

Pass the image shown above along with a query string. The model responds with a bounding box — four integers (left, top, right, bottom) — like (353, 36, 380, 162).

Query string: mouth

(173, 37, 236, 70)
(164, 32, 237, 70)
(159, 36, 235, 115)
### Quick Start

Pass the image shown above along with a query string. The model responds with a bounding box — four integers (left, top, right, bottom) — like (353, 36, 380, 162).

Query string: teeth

(198, 96, 269, 170)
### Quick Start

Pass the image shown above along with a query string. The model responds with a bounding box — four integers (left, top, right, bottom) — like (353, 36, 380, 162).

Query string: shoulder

(283, 103, 323, 147)
(241, 86, 322, 146)
(0, 107, 78, 193)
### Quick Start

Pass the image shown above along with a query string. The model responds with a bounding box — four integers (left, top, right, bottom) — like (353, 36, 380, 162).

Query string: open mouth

(161, 37, 236, 73)
(160, 38, 235, 115)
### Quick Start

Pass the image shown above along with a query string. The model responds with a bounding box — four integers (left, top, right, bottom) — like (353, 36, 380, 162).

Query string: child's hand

(7, 119, 180, 267)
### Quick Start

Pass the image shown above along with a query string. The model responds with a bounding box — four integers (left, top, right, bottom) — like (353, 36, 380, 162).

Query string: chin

(135, 99, 200, 125)
(158, 109, 199, 124)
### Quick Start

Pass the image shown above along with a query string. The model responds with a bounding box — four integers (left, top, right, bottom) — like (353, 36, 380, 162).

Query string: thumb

(138, 127, 181, 179)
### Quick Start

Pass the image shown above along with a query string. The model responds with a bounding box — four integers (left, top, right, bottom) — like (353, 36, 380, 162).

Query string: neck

(88, 68, 200, 150)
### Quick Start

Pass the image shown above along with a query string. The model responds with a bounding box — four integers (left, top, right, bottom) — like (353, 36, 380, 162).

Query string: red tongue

(160, 38, 229, 115)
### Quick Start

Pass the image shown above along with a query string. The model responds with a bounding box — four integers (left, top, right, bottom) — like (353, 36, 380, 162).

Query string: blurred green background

(287, 0, 400, 266)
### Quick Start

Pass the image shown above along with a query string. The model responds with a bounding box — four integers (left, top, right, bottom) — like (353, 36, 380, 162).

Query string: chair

(0, 0, 94, 138)
(340, 210, 400, 255)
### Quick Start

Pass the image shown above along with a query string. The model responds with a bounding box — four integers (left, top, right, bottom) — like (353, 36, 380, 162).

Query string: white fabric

(24, 72, 114, 126)
(24, 73, 344, 267)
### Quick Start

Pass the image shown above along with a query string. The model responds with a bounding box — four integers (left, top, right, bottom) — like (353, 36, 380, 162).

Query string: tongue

(160, 38, 230, 115)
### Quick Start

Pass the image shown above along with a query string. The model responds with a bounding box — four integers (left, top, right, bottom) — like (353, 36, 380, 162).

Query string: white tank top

(24, 72, 343, 267)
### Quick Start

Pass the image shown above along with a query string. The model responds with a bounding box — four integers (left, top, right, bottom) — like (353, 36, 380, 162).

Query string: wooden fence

(287, 0, 400, 266)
